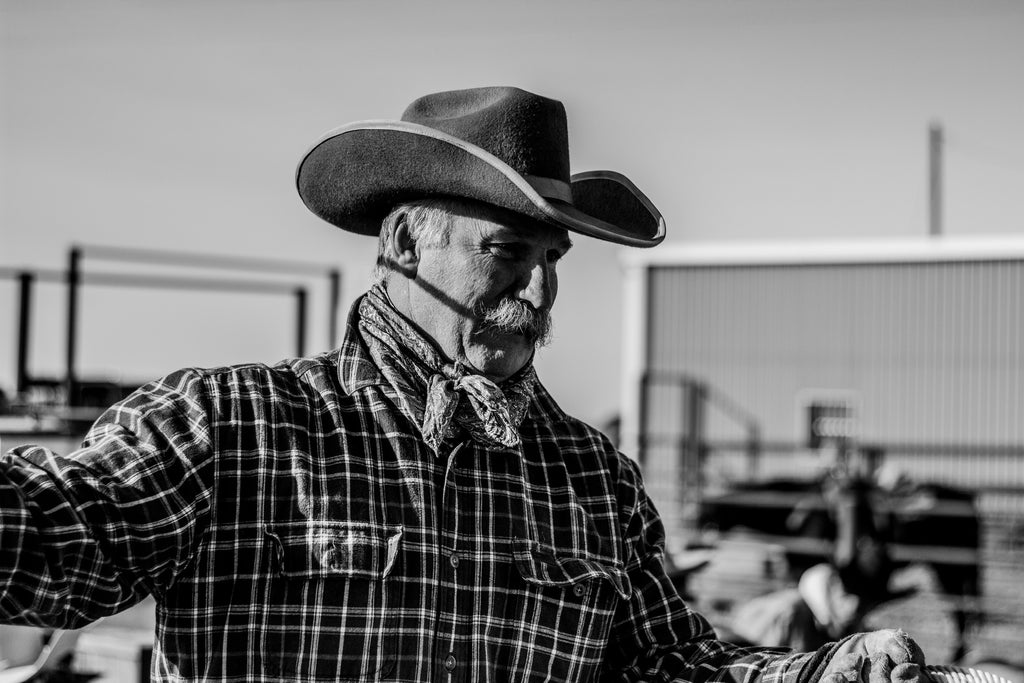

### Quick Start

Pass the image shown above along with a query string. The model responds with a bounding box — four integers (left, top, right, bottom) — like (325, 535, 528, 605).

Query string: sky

(1, 0, 1023, 427)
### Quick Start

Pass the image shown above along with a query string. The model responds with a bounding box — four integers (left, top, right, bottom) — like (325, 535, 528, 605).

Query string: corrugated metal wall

(648, 258, 1023, 446)
(642, 256, 1024, 541)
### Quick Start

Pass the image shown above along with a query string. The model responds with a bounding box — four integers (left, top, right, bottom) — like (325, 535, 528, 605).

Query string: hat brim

(295, 121, 666, 248)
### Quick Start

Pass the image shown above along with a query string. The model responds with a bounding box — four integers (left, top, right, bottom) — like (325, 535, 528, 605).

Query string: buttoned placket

(432, 439, 469, 681)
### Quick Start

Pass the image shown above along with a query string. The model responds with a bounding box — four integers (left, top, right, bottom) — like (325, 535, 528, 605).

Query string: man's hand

(820, 629, 929, 683)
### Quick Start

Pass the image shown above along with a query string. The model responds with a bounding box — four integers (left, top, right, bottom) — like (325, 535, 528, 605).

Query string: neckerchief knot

(423, 373, 522, 453)
(357, 285, 536, 456)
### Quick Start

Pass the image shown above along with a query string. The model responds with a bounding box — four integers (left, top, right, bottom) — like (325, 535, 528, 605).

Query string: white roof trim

(621, 235, 1024, 268)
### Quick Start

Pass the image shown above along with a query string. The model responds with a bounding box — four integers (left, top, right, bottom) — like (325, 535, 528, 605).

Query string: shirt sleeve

(0, 368, 215, 629)
(601, 455, 817, 683)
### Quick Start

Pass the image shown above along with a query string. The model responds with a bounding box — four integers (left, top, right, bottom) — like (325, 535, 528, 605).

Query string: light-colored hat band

(523, 174, 572, 204)
(296, 87, 666, 247)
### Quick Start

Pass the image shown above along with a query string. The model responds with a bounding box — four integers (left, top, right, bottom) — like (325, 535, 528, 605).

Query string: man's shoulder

(528, 382, 612, 440)
(526, 382, 640, 477)
(134, 350, 346, 404)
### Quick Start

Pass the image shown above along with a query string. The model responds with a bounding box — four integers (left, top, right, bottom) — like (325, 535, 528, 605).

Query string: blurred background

(1, 1, 1022, 680)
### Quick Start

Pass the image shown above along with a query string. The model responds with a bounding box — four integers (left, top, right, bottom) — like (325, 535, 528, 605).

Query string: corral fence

(0, 245, 341, 430)
(635, 388, 1024, 663)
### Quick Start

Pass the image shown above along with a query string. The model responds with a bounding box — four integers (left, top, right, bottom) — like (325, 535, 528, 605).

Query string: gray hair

(374, 198, 461, 285)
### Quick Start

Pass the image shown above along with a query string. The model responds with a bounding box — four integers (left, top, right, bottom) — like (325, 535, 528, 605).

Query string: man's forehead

(449, 203, 573, 249)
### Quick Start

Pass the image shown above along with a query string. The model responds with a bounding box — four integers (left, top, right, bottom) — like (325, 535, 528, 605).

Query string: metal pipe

(682, 379, 706, 513)
(328, 269, 341, 349)
(929, 122, 943, 237)
(637, 371, 651, 468)
(81, 272, 300, 295)
(80, 244, 334, 276)
(16, 271, 34, 394)
(295, 287, 307, 357)
(66, 247, 81, 401)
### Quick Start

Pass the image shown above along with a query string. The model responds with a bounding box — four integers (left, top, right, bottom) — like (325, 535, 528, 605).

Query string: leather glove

(819, 629, 928, 683)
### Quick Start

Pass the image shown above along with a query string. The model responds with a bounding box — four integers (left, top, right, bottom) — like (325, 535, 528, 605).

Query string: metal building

(618, 235, 1024, 661)
(620, 236, 1024, 544)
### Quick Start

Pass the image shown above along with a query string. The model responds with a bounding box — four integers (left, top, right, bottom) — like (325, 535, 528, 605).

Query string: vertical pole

(747, 423, 761, 480)
(682, 379, 706, 525)
(637, 372, 650, 469)
(66, 247, 82, 403)
(16, 272, 35, 395)
(929, 122, 943, 237)
(295, 287, 307, 358)
(328, 269, 341, 349)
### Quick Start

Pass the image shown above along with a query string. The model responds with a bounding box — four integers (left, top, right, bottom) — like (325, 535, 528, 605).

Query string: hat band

(524, 174, 572, 204)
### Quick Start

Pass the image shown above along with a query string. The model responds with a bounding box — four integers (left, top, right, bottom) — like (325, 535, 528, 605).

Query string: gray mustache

(477, 298, 552, 346)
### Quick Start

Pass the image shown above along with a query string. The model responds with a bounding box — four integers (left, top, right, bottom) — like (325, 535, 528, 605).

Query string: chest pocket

(266, 520, 403, 579)
(513, 539, 630, 598)
(263, 521, 403, 680)
(509, 538, 631, 662)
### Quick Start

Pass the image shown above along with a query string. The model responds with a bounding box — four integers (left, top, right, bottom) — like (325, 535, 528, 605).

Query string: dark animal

(827, 475, 894, 605)
(697, 472, 981, 660)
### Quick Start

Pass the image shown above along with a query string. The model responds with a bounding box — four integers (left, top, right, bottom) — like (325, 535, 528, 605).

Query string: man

(1, 86, 928, 681)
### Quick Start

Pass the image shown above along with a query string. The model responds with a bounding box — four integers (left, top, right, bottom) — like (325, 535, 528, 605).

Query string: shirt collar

(335, 294, 390, 394)
(333, 293, 569, 426)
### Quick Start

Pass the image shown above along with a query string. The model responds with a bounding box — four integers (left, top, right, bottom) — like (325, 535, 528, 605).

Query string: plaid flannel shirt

(1, 303, 815, 682)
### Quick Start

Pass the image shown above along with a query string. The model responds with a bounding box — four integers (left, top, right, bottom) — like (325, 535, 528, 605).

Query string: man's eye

(488, 244, 517, 259)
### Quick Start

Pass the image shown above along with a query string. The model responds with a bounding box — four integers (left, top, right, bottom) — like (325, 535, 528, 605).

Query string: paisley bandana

(357, 285, 537, 455)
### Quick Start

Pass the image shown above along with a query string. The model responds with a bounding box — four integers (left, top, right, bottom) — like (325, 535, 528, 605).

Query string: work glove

(817, 629, 928, 683)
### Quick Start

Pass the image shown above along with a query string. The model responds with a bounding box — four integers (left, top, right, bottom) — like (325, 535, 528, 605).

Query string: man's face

(407, 203, 573, 382)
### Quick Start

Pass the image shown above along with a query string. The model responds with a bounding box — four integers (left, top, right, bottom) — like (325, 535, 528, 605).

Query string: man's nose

(519, 261, 555, 310)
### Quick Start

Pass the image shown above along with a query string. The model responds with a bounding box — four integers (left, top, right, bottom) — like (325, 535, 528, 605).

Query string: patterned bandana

(357, 285, 537, 456)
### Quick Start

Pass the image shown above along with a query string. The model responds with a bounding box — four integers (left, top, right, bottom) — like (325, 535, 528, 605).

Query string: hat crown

(401, 87, 571, 183)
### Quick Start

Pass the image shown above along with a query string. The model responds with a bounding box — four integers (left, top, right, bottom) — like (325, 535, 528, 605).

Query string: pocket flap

(512, 539, 631, 599)
(265, 521, 403, 579)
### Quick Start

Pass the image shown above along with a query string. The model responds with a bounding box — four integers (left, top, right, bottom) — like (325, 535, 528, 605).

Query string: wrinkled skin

(821, 629, 929, 683)
(385, 200, 573, 382)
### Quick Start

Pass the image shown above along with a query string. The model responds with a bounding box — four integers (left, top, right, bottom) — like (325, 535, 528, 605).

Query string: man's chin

(465, 340, 534, 381)
(475, 327, 534, 346)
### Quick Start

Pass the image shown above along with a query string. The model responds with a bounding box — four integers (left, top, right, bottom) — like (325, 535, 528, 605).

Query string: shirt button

(449, 552, 460, 568)
(573, 583, 587, 597)
(444, 654, 457, 671)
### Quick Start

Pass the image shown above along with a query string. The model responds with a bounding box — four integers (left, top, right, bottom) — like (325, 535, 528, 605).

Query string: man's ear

(390, 214, 420, 277)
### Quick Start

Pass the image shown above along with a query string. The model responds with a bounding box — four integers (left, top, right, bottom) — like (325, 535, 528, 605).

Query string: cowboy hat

(295, 86, 666, 248)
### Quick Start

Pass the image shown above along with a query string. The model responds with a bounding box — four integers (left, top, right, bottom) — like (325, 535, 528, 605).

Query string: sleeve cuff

(763, 650, 819, 683)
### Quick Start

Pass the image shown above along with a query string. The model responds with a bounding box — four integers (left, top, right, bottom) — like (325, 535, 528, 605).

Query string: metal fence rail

(646, 437, 1024, 664)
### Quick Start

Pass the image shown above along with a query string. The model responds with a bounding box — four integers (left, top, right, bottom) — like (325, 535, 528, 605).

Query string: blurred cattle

(697, 468, 981, 659)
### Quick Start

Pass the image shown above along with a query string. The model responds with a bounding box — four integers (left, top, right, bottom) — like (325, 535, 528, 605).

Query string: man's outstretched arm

(0, 369, 215, 628)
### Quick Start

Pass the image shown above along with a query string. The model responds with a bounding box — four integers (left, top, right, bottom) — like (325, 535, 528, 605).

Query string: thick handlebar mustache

(476, 298, 552, 345)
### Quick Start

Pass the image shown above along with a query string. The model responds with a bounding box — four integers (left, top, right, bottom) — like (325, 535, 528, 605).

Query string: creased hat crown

(401, 87, 571, 184)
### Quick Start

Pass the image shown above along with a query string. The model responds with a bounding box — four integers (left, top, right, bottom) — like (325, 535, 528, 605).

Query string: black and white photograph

(1, 2, 1022, 681)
